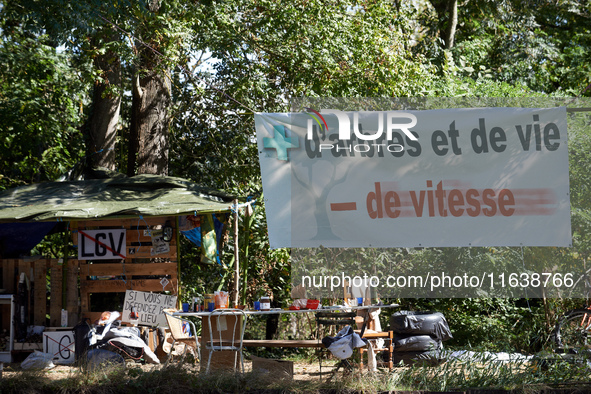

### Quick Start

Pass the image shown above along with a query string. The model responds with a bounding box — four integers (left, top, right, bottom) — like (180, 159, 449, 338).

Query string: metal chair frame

(205, 308, 247, 373)
(316, 310, 361, 380)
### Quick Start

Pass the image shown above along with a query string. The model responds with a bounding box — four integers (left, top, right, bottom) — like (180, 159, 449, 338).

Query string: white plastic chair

(205, 308, 247, 373)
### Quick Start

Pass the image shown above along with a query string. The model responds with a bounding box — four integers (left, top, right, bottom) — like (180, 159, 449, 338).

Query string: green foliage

(392, 353, 591, 391)
(416, 0, 591, 95)
(0, 28, 88, 190)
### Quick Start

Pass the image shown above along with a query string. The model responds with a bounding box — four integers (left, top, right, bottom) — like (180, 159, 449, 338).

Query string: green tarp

(0, 174, 235, 222)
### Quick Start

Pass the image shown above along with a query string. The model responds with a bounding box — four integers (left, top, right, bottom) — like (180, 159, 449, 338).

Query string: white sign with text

(256, 107, 571, 248)
(122, 290, 177, 327)
(78, 229, 126, 260)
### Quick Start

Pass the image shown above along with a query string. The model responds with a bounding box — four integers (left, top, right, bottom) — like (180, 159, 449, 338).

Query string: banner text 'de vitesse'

(255, 107, 571, 248)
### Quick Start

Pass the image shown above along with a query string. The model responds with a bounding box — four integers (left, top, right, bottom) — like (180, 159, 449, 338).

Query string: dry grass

(0, 359, 383, 393)
(2, 355, 591, 393)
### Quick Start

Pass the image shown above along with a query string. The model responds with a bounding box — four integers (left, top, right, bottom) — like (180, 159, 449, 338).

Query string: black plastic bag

(390, 311, 453, 341)
(393, 334, 442, 352)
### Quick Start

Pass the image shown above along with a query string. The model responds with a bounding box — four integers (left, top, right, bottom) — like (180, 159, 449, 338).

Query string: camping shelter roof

(0, 174, 235, 223)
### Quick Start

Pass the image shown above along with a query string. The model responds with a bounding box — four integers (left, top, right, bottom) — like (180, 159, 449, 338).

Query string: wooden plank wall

(0, 215, 179, 328)
(0, 258, 77, 327)
(74, 217, 178, 324)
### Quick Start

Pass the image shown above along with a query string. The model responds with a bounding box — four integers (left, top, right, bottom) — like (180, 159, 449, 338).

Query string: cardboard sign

(122, 290, 177, 327)
(43, 330, 75, 364)
(150, 229, 170, 256)
(78, 229, 126, 260)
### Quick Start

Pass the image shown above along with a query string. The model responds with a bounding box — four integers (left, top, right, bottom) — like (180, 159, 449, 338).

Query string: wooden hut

(0, 174, 234, 361)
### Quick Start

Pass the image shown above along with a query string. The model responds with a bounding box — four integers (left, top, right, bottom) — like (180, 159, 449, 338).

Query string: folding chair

(163, 309, 200, 365)
(316, 310, 363, 380)
(205, 308, 247, 373)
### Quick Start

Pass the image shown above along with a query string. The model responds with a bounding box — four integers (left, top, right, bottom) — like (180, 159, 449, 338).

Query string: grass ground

(2, 353, 591, 393)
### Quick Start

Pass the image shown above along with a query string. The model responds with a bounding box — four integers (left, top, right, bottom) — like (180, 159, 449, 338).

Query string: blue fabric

(181, 227, 201, 246)
(214, 214, 225, 250)
(181, 213, 227, 265)
(0, 222, 56, 258)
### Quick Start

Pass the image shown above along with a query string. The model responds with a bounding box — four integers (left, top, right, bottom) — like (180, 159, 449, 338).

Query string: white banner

(256, 107, 571, 248)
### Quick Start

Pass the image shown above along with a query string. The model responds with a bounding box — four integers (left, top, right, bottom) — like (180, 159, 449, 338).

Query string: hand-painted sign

(150, 229, 170, 256)
(255, 107, 571, 248)
(43, 330, 75, 364)
(122, 290, 177, 327)
(78, 229, 126, 260)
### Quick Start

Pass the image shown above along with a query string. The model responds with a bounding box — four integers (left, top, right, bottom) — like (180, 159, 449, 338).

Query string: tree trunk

(127, 0, 171, 176)
(128, 70, 171, 176)
(86, 37, 121, 171)
(444, 0, 458, 50)
(430, 0, 458, 50)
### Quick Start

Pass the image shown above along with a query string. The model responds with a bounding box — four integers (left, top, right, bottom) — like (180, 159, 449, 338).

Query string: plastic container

(306, 299, 320, 310)
(214, 291, 229, 309)
(204, 294, 214, 311)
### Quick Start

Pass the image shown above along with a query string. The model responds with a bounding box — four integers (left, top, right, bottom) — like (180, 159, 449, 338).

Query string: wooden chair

(162, 309, 200, 365)
(358, 330, 394, 370)
(355, 309, 394, 371)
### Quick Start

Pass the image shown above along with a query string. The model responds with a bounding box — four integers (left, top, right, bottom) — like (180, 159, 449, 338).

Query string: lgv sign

(78, 229, 126, 260)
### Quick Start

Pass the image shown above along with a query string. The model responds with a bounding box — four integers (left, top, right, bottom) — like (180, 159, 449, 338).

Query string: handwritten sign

(122, 290, 177, 327)
(43, 330, 75, 364)
(150, 229, 170, 256)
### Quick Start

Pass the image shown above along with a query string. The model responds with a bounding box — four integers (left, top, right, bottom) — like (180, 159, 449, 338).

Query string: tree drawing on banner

(291, 122, 354, 242)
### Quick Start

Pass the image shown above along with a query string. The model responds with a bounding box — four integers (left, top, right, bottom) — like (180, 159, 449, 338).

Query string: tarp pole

(233, 200, 240, 307)
(176, 216, 181, 308)
(62, 225, 69, 309)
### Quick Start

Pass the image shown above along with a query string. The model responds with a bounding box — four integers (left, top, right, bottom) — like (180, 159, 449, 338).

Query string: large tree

(1, 0, 194, 177)
(84, 27, 122, 171)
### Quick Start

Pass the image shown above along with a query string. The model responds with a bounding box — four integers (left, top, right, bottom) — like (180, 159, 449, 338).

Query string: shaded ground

(5, 354, 591, 393)
(1, 358, 347, 381)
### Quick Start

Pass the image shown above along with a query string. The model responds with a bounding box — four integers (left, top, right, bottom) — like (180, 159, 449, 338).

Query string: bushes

(391, 298, 581, 354)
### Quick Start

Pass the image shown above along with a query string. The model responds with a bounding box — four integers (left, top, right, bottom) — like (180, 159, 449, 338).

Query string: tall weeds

(2, 356, 591, 393)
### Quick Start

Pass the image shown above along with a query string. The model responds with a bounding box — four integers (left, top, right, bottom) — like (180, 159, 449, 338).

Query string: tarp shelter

(0, 174, 234, 224)
(0, 174, 235, 332)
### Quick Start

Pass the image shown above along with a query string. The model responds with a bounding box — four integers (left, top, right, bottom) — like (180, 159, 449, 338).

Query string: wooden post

(233, 200, 240, 307)
(49, 260, 63, 327)
(66, 259, 79, 326)
(176, 216, 181, 306)
(33, 259, 46, 326)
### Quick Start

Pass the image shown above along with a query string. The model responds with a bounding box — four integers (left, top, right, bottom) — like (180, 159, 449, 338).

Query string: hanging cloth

(201, 213, 218, 265)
